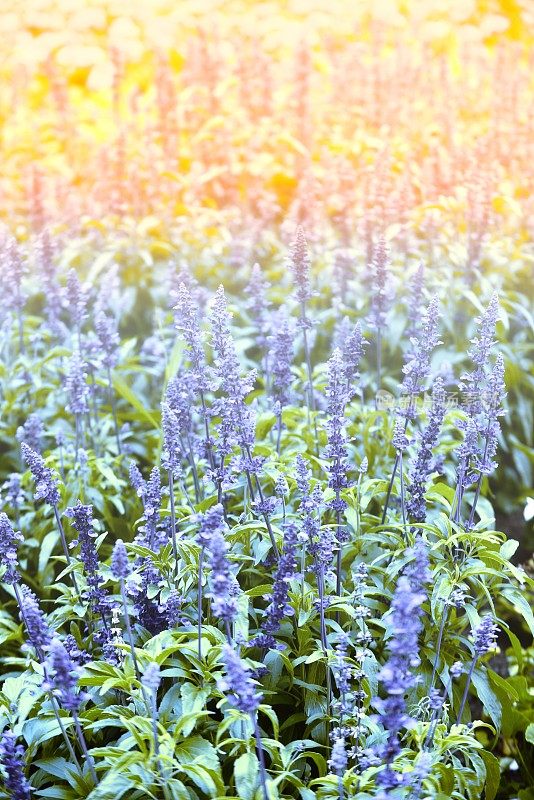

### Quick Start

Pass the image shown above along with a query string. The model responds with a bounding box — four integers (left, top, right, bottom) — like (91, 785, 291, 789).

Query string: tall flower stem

(252, 715, 269, 800)
(399, 452, 407, 541)
(119, 578, 141, 680)
(335, 510, 342, 598)
(381, 409, 411, 524)
(467, 419, 492, 529)
(456, 657, 476, 724)
(199, 391, 215, 471)
(17, 310, 25, 354)
(300, 302, 318, 450)
(107, 366, 121, 455)
(168, 472, 179, 578)
(73, 712, 98, 784)
(197, 547, 204, 661)
(185, 432, 201, 502)
(376, 327, 382, 394)
(381, 452, 400, 524)
(430, 607, 449, 689)
(53, 505, 80, 595)
(52, 704, 81, 769)
(317, 569, 327, 651)
(276, 412, 283, 454)
(14, 583, 82, 770)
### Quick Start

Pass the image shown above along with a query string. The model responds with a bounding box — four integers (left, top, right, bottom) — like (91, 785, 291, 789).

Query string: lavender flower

(329, 734, 348, 781)
(173, 282, 210, 396)
(111, 539, 130, 579)
(288, 229, 316, 425)
(369, 236, 390, 332)
(2, 474, 23, 513)
(374, 574, 427, 790)
(66, 268, 87, 339)
(162, 590, 187, 627)
(269, 308, 295, 410)
(65, 501, 108, 617)
(207, 529, 239, 627)
(66, 351, 89, 416)
(406, 262, 425, 339)
(129, 461, 145, 497)
(142, 662, 161, 693)
(289, 226, 312, 306)
(473, 616, 499, 655)
(245, 263, 271, 351)
(19, 585, 53, 653)
(466, 353, 506, 529)
(406, 377, 447, 522)
(37, 229, 62, 336)
(21, 443, 60, 506)
(210, 285, 256, 402)
(165, 374, 194, 437)
(391, 419, 409, 453)
(129, 464, 161, 549)
(295, 455, 322, 547)
(209, 285, 260, 492)
(144, 467, 162, 541)
(331, 634, 353, 719)
(16, 413, 44, 452)
(324, 348, 351, 594)
(451, 415, 480, 525)
(0, 512, 23, 584)
(196, 503, 226, 548)
(450, 661, 463, 678)
(44, 638, 85, 713)
(161, 402, 183, 473)
(219, 644, 263, 714)
(457, 615, 499, 724)
(0, 729, 31, 800)
(340, 321, 366, 394)
(63, 634, 90, 665)
(3, 234, 27, 352)
(399, 294, 441, 417)
(43, 638, 97, 782)
(403, 537, 431, 590)
(325, 349, 350, 512)
(94, 311, 119, 369)
(195, 503, 227, 657)
(466, 293, 500, 388)
(219, 645, 269, 800)
(254, 523, 298, 649)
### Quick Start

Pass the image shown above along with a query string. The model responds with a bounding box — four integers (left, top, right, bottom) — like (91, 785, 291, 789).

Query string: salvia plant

(1, 221, 532, 800)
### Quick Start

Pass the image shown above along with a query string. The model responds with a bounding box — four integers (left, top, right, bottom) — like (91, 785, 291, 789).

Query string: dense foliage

(0, 224, 533, 799)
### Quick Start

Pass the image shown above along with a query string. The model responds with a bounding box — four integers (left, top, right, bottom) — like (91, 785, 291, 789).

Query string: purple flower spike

(111, 539, 130, 579)
(21, 443, 61, 507)
(0, 729, 31, 800)
(219, 644, 263, 714)
(44, 638, 85, 713)
(0, 512, 23, 585)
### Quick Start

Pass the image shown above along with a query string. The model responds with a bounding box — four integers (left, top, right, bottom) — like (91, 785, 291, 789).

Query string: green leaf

(85, 772, 135, 800)
(526, 723, 534, 744)
(112, 375, 158, 427)
(499, 539, 519, 560)
(479, 751, 500, 800)
(501, 587, 534, 636)
(234, 751, 259, 800)
(471, 669, 501, 730)
(174, 736, 220, 773)
(179, 684, 210, 737)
